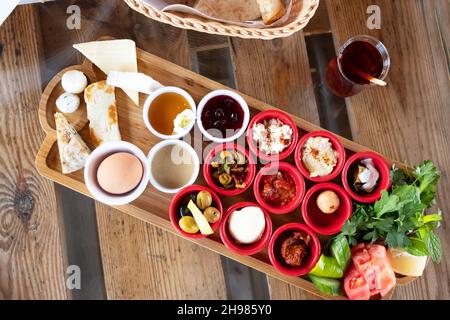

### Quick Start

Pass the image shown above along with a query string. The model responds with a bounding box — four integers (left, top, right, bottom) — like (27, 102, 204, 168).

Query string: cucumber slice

(309, 274, 342, 296)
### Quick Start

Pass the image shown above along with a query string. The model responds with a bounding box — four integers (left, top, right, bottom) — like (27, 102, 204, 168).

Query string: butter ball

(316, 190, 340, 214)
(61, 70, 88, 94)
(56, 92, 80, 113)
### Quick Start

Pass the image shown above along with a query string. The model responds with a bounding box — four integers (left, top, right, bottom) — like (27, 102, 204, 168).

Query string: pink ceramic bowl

(341, 151, 391, 203)
(268, 223, 321, 277)
(294, 130, 346, 183)
(203, 143, 256, 196)
(220, 202, 273, 256)
(301, 183, 352, 235)
(169, 185, 223, 239)
(246, 110, 299, 162)
(253, 162, 306, 215)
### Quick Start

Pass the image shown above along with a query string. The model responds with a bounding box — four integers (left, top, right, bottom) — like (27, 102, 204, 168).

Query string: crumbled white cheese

(252, 119, 293, 155)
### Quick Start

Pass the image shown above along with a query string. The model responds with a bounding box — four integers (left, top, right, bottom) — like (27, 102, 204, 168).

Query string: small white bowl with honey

(143, 86, 196, 140)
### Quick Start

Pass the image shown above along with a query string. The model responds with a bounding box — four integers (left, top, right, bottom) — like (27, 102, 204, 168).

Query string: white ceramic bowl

(84, 141, 150, 206)
(147, 139, 200, 194)
(196, 89, 250, 143)
(143, 86, 196, 140)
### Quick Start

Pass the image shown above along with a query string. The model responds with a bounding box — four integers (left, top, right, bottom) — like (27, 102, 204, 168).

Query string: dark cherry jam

(201, 95, 244, 138)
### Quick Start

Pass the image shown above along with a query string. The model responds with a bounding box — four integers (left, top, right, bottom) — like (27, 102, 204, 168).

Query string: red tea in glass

(326, 35, 390, 97)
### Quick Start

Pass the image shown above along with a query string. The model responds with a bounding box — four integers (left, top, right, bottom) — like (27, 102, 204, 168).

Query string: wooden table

(0, 0, 448, 300)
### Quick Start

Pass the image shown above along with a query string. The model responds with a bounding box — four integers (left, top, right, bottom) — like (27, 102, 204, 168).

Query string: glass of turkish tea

(325, 35, 390, 97)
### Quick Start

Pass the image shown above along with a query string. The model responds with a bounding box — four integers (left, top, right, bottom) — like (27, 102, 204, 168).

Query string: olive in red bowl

(301, 183, 352, 235)
(169, 185, 223, 239)
(268, 223, 321, 277)
(203, 143, 256, 196)
(253, 162, 305, 215)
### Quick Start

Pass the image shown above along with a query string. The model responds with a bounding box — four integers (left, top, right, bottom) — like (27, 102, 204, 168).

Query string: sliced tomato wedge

(348, 244, 396, 299)
(344, 264, 371, 300)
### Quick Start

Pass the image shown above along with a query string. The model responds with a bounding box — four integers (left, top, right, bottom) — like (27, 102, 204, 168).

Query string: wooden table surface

(0, 0, 448, 300)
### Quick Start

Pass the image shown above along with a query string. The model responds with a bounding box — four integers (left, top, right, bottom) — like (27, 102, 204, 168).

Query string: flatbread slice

(195, 0, 261, 22)
(55, 113, 91, 174)
(85, 80, 121, 147)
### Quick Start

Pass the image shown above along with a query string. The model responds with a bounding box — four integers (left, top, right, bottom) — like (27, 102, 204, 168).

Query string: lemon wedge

(387, 248, 427, 277)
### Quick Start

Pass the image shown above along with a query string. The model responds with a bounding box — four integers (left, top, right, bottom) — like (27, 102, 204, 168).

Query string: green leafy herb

(405, 238, 429, 257)
(339, 161, 442, 262)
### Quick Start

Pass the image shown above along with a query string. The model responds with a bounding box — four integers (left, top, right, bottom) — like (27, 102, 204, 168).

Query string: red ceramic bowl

(169, 185, 223, 239)
(341, 151, 391, 203)
(301, 183, 353, 235)
(268, 223, 321, 277)
(253, 162, 306, 215)
(203, 143, 256, 196)
(294, 131, 346, 183)
(246, 110, 299, 162)
(220, 202, 273, 256)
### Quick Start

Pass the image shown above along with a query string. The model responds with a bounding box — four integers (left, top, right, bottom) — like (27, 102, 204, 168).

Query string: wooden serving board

(36, 46, 415, 300)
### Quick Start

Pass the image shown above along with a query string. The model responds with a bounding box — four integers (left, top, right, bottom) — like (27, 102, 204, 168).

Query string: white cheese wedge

(228, 207, 266, 244)
(73, 40, 139, 105)
(106, 71, 163, 95)
(84, 81, 121, 147)
(187, 200, 213, 235)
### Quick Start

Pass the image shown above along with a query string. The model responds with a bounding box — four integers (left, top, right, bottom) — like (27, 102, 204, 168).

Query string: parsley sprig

(338, 161, 442, 263)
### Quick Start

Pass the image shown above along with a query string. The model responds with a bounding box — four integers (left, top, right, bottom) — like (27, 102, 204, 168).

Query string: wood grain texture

(38, 0, 226, 300)
(0, 6, 68, 299)
(303, 0, 331, 35)
(327, 0, 450, 299)
(229, 33, 321, 299)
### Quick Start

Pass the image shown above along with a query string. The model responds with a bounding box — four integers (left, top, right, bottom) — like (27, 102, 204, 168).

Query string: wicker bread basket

(123, 0, 320, 40)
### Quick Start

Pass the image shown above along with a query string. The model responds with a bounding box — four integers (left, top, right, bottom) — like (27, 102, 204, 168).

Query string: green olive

(179, 216, 199, 234)
(235, 151, 246, 165)
(219, 150, 232, 160)
(196, 190, 213, 210)
(219, 173, 232, 186)
(203, 207, 221, 223)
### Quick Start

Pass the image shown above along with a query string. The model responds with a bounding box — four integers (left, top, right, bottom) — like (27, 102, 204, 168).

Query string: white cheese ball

(56, 92, 80, 113)
(228, 207, 266, 244)
(61, 70, 88, 94)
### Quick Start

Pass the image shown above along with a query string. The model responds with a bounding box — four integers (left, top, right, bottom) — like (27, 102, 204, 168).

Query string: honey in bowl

(148, 92, 191, 136)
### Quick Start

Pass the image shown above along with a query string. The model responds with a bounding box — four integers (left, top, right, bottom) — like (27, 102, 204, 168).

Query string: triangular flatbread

(73, 39, 139, 105)
(55, 113, 91, 174)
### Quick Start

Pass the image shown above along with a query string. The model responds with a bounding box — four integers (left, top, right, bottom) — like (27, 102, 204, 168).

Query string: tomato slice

(350, 244, 396, 298)
(344, 264, 371, 300)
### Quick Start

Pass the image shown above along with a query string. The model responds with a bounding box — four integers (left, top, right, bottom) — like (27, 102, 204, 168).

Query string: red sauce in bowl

(260, 171, 296, 207)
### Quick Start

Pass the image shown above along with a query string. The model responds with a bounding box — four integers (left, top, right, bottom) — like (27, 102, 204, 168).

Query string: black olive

(189, 193, 197, 203)
(213, 119, 227, 128)
(223, 99, 235, 108)
(178, 206, 192, 218)
(230, 112, 238, 122)
(214, 108, 225, 118)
